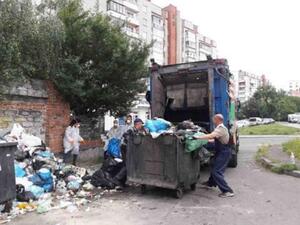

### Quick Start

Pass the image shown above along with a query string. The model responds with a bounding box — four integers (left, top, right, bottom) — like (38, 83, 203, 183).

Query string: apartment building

(288, 80, 300, 97)
(198, 34, 217, 60)
(84, 0, 167, 65)
(83, 1, 219, 122)
(162, 4, 181, 64)
(182, 19, 198, 62)
(137, 0, 166, 65)
(163, 5, 217, 64)
(236, 70, 262, 103)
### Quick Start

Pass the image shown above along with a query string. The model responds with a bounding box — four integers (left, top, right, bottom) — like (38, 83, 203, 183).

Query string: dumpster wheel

(190, 183, 197, 191)
(175, 188, 183, 199)
(2, 200, 13, 213)
(141, 185, 147, 194)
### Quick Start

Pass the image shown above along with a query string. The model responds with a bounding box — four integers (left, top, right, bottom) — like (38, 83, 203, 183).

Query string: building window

(127, 11, 135, 19)
(142, 31, 147, 39)
(143, 5, 147, 13)
(143, 18, 148, 26)
(107, 1, 126, 15)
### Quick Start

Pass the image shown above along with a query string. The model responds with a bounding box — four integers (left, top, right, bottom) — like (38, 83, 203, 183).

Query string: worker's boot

(72, 155, 78, 166)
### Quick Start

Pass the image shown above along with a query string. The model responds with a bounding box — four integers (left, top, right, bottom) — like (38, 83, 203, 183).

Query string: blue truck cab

(149, 59, 239, 167)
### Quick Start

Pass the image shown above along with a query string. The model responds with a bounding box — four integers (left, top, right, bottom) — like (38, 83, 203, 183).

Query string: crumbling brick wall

(0, 79, 70, 153)
(45, 81, 70, 152)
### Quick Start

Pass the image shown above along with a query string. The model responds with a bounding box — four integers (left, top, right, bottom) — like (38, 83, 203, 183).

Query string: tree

(276, 97, 297, 121)
(0, 0, 150, 117)
(241, 85, 300, 121)
(54, 0, 150, 117)
(0, 0, 63, 85)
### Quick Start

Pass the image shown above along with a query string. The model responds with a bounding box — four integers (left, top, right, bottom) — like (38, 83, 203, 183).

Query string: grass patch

(271, 163, 298, 174)
(282, 138, 300, 160)
(240, 123, 300, 135)
(255, 145, 270, 161)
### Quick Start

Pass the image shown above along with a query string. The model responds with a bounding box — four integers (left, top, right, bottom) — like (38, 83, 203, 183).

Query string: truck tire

(228, 151, 238, 168)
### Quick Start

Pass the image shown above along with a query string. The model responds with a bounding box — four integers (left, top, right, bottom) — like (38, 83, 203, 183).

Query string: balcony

(123, 0, 139, 12)
(127, 16, 140, 26)
(124, 29, 139, 39)
(107, 10, 127, 21)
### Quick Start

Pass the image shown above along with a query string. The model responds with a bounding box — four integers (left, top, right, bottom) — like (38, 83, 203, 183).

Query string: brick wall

(0, 102, 47, 138)
(45, 81, 70, 152)
(0, 79, 70, 153)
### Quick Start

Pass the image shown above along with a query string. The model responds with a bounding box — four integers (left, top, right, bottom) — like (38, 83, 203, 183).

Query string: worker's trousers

(208, 142, 233, 193)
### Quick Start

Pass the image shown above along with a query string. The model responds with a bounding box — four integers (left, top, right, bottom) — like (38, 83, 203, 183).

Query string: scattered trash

(185, 132, 208, 152)
(67, 180, 81, 191)
(290, 152, 296, 164)
(16, 184, 36, 202)
(145, 118, 172, 138)
(107, 138, 121, 158)
(66, 205, 78, 213)
(82, 183, 94, 191)
(28, 185, 44, 199)
(37, 199, 52, 214)
(91, 157, 126, 190)
(14, 164, 26, 178)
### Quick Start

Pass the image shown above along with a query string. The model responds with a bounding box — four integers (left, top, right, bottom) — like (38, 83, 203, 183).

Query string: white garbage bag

(7, 123, 42, 147)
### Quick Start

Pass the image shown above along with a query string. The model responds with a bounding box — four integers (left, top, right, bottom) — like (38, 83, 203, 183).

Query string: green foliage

(241, 85, 300, 121)
(0, 0, 150, 117)
(271, 163, 298, 174)
(54, 0, 150, 116)
(282, 138, 300, 160)
(240, 123, 300, 135)
(0, 0, 63, 84)
(255, 145, 270, 161)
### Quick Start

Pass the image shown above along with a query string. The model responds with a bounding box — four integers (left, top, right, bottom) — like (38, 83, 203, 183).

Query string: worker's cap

(134, 118, 144, 124)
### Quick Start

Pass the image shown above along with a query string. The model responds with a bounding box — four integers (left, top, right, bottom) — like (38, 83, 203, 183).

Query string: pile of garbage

(144, 119, 212, 163)
(0, 124, 123, 223)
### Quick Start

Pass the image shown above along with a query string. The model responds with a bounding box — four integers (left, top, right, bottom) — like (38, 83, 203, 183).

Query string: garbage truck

(126, 59, 239, 198)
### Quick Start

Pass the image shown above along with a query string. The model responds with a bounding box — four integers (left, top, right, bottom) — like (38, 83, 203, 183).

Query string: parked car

(249, 117, 263, 126)
(288, 113, 300, 123)
(262, 118, 275, 124)
(237, 120, 250, 128)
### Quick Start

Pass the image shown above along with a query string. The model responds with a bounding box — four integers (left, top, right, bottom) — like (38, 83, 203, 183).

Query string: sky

(152, 0, 300, 90)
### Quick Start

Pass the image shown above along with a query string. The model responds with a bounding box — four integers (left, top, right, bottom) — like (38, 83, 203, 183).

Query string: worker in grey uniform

(195, 114, 234, 198)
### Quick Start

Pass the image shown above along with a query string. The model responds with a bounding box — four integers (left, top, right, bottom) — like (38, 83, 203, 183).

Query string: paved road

(11, 137, 300, 225)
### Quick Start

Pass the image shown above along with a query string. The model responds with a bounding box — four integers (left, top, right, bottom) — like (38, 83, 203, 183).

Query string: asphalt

(11, 136, 300, 225)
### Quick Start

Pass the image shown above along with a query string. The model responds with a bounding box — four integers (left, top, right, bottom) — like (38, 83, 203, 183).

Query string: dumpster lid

(0, 142, 18, 147)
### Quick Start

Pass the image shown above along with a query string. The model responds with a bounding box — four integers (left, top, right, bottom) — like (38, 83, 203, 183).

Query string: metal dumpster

(127, 134, 200, 198)
(0, 142, 17, 212)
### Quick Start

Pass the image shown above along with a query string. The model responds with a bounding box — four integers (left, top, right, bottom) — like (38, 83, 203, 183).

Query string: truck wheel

(175, 188, 183, 199)
(228, 152, 238, 168)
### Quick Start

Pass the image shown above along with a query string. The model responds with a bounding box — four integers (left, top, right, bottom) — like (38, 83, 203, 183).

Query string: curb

(241, 135, 300, 138)
(259, 157, 300, 178)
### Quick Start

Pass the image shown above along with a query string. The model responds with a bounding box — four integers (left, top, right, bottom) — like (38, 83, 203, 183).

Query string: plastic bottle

(290, 152, 296, 165)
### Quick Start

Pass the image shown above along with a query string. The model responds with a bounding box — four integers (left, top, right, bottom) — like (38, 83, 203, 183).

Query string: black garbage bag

(32, 159, 46, 171)
(15, 150, 30, 162)
(177, 120, 196, 130)
(91, 169, 115, 189)
(16, 184, 36, 202)
(91, 157, 127, 189)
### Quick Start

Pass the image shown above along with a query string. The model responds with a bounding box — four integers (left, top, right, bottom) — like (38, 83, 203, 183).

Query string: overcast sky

(152, 0, 300, 90)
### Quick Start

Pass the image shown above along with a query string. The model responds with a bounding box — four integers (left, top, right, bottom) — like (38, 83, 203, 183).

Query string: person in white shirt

(63, 119, 84, 165)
